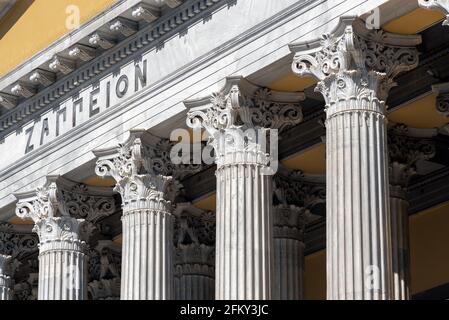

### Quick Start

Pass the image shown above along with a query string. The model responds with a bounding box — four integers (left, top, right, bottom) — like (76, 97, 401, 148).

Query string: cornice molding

(0, 0, 223, 135)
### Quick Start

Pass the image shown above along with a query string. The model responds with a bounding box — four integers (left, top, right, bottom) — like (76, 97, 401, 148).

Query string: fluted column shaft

(215, 143, 273, 300)
(121, 200, 173, 300)
(37, 229, 87, 300)
(326, 107, 391, 300)
(0, 255, 13, 300)
(174, 264, 214, 300)
(273, 205, 305, 300)
(291, 19, 421, 300)
(390, 186, 410, 300)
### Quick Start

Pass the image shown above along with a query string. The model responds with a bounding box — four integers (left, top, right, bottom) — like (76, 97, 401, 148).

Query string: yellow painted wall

(409, 202, 449, 295)
(0, 0, 118, 77)
(304, 250, 326, 300)
(383, 8, 445, 35)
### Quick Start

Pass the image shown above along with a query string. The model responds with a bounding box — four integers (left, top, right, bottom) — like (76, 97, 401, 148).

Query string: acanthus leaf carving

(0, 222, 39, 260)
(95, 130, 202, 210)
(290, 18, 420, 115)
(388, 124, 436, 190)
(185, 77, 304, 168)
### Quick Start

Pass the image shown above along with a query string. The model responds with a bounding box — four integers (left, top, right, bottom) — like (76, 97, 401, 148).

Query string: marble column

(419, 0, 449, 26)
(291, 17, 421, 300)
(15, 177, 88, 300)
(272, 205, 306, 300)
(388, 124, 436, 300)
(186, 77, 304, 300)
(174, 204, 215, 300)
(0, 255, 13, 300)
(95, 130, 186, 300)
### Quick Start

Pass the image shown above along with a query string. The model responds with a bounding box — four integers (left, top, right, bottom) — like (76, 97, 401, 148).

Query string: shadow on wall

(0, 0, 33, 40)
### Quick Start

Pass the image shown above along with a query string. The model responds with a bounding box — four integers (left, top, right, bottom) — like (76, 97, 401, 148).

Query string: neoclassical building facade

(0, 0, 449, 300)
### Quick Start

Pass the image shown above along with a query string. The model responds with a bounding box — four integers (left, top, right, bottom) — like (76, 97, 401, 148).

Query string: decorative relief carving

(11, 82, 36, 99)
(88, 241, 121, 282)
(60, 183, 116, 224)
(186, 77, 304, 134)
(13, 273, 38, 300)
(185, 77, 304, 168)
(132, 4, 160, 23)
(68, 45, 96, 62)
(432, 82, 449, 117)
(173, 203, 215, 277)
(0, 222, 38, 259)
(49, 55, 75, 75)
(88, 240, 121, 300)
(290, 18, 420, 116)
(388, 124, 436, 194)
(0, 92, 18, 109)
(88, 278, 121, 300)
(29, 69, 56, 87)
(14, 176, 116, 244)
(273, 169, 326, 209)
(273, 168, 325, 240)
(109, 18, 137, 37)
(418, 0, 449, 26)
(95, 130, 202, 210)
(88, 32, 116, 50)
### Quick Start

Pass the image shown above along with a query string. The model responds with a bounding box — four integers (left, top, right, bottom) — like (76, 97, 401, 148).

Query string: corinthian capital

(173, 203, 215, 277)
(290, 17, 421, 113)
(273, 168, 324, 239)
(432, 82, 449, 117)
(94, 130, 201, 209)
(419, 0, 449, 26)
(273, 168, 325, 210)
(388, 124, 436, 190)
(185, 76, 304, 136)
(14, 176, 116, 243)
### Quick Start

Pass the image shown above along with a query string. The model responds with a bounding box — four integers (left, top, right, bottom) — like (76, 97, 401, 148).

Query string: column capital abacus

(388, 124, 436, 197)
(87, 240, 121, 300)
(419, 0, 449, 26)
(290, 17, 421, 116)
